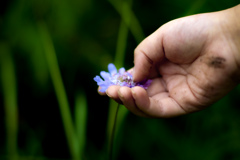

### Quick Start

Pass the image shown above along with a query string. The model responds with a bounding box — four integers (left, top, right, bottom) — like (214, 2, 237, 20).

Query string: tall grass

(0, 44, 19, 160)
(38, 22, 87, 160)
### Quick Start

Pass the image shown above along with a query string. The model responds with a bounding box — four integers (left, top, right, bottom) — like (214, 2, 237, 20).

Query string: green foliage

(74, 91, 87, 159)
(0, 0, 240, 159)
(0, 43, 18, 160)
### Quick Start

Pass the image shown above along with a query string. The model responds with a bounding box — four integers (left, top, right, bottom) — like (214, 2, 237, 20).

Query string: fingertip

(118, 87, 131, 101)
(98, 87, 106, 96)
(117, 87, 124, 100)
(106, 85, 120, 98)
(119, 86, 148, 117)
(131, 86, 150, 109)
(105, 87, 112, 98)
(131, 86, 147, 96)
(133, 51, 150, 82)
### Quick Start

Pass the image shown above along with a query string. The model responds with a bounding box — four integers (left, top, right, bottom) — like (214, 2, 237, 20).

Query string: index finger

(133, 29, 165, 82)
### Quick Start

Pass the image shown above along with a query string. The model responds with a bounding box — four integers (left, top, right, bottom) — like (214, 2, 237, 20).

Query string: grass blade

(0, 43, 19, 160)
(108, 0, 145, 43)
(38, 22, 79, 160)
(74, 91, 87, 158)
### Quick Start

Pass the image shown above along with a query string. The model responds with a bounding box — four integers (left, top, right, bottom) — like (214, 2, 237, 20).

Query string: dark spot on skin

(207, 56, 226, 69)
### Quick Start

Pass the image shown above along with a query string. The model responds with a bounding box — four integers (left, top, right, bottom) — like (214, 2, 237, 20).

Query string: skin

(101, 5, 240, 118)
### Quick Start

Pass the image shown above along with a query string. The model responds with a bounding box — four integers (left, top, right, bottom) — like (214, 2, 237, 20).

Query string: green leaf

(74, 91, 88, 158)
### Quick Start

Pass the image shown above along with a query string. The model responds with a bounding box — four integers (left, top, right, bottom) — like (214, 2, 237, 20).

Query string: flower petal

(100, 71, 110, 80)
(93, 76, 103, 83)
(94, 63, 152, 92)
(99, 83, 111, 92)
(108, 63, 117, 75)
(118, 67, 125, 74)
(99, 86, 108, 92)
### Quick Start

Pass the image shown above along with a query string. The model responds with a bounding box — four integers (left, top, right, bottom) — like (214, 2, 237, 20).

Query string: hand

(105, 5, 240, 118)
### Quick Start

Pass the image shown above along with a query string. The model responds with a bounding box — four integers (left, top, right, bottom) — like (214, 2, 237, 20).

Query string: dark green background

(0, 0, 240, 159)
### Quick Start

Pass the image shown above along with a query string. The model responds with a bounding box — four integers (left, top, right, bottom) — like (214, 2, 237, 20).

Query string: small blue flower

(94, 63, 152, 92)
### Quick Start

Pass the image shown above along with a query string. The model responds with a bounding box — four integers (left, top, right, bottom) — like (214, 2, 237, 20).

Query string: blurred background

(0, 0, 240, 159)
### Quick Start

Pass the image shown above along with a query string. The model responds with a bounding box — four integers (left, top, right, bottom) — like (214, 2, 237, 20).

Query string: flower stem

(109, 104, 120, 160)
(108, 0, 144, 43)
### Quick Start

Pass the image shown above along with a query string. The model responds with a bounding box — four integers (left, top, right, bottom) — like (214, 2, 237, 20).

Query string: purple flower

(94, 63, 152, 92)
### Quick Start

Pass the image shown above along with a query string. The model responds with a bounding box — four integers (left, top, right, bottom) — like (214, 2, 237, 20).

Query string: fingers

(97, 69, 134, 96)
(98, 87, 106, 96)
(130, 87, 187, 118)
(106, 86, 148, 117)
(106, 86, 149, 117)
(118, 87, 149, 117)
(133, 30, 165, 82)
(107, 86, 187, 118)
(106, 86, 122, 104)
(146, 77, 167, 97)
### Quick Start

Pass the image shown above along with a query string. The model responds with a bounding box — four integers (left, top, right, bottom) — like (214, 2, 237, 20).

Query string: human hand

(105, 5, 240, 118)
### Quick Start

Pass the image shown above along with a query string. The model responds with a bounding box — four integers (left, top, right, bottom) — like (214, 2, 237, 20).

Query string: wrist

(231, 5, 240, 81)
(222, 5, 240, 82)
(231, 4, 240, 50)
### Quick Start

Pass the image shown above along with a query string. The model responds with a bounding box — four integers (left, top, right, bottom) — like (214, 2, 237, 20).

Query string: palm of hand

(107, 11, 240, 118)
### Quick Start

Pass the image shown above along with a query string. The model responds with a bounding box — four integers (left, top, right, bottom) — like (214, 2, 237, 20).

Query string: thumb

(133, 30, 165, 82)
